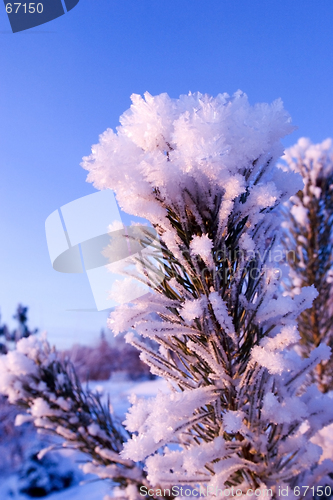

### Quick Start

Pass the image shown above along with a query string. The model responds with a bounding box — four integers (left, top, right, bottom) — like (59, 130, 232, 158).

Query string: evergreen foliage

(1, 93, 333, 499)
(280, 138, 333, 393)
(0, 335, 149, 493)
(82, 92, 333, 495)
(0, 303, 38, 354)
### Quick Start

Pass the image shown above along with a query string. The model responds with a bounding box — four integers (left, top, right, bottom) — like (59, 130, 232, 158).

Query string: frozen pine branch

(0, 335, 149, 494)
(2, 92, 333, 499)
(81, 92, 333, 496)
(280, 138, 333, 393)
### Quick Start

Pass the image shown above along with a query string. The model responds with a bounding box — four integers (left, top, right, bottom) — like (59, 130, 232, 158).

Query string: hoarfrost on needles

(1, 92, 333, 498)
(80, 91, 333, 494)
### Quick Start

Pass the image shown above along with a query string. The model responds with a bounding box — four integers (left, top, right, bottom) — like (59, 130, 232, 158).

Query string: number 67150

(6, 3, 44, 14)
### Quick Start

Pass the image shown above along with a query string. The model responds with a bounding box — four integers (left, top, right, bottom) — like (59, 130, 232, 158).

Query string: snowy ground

(0, 377, 169, 500)
(90, 375, 169, 420)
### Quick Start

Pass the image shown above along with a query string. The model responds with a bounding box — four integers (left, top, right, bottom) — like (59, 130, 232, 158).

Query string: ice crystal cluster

(1, 92, 333, 498)
(81, 92, 333, 494)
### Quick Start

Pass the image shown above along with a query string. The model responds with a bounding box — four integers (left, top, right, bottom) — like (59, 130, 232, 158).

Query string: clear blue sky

(0, 0, 332, 348)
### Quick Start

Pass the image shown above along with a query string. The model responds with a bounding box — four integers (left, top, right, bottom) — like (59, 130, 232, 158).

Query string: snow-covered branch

(2, 92, 333, 499)
(80, 91, 333, 494)
(0, 335, 148, 494)
(281, 137, 333, 392)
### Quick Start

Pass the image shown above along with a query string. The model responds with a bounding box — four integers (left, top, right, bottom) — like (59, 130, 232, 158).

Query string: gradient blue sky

(0, 1, 332, 347)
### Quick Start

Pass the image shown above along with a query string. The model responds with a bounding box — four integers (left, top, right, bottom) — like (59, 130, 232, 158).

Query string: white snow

(0, 377, 169, 500)
(181, 298, 204, 321)
(190, 234, 214, 267)
(0, 475, 111, 500)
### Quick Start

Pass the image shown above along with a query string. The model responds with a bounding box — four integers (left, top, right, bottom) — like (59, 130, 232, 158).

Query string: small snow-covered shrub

(0, 304, 38, 353)
(18, 448, 78, 498)
(0, 334, 149, 493)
